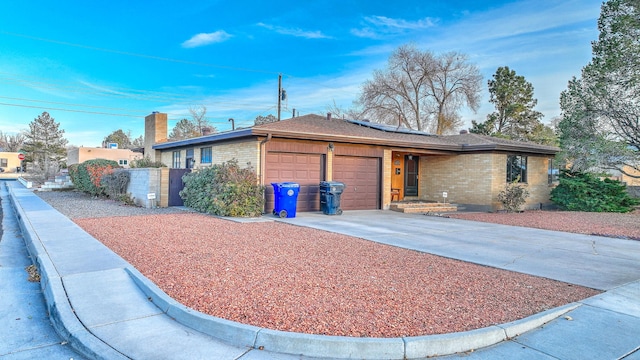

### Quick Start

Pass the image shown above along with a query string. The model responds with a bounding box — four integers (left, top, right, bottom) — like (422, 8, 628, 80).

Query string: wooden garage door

(265, 152, 323, 213)
(333, 156, 380, 210)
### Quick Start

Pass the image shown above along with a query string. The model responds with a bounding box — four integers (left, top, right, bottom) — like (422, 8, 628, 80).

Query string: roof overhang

(152, 128, 254, 150)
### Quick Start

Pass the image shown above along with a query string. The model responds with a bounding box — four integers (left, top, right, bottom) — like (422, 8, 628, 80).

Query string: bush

(68, 159, 120, 196)
(101, 170, 130, 198)
(550, 170, 639, 213)
(497, 178, 530, 212)
(180, 159, 264, 217)
(130, 156, 166, 168)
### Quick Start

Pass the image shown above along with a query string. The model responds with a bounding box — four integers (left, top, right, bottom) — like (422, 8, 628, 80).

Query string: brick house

(144, 112, 559, 212)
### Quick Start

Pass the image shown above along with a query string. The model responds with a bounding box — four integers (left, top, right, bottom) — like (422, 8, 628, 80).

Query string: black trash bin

(271, 182, 300, 218)
(319, 181, 345, 215)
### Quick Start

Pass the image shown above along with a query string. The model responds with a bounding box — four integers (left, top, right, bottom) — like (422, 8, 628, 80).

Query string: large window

(172, 151, 181, 168)
(506, 155, 527, 183)
(200, 147, 212, 164)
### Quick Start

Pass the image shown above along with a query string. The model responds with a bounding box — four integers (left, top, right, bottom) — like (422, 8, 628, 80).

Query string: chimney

(202, 127, 212, 136)
(144, 112, 168, 162)
(327, 112, 332, 121)
(459, 129, 469, 134)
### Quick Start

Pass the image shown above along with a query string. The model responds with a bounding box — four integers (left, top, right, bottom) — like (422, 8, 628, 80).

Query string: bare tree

(324, 100, 364, 120)
(358, 44, 482, 135)
(188, 105, 216, 135)
(0, 131, 25, 152)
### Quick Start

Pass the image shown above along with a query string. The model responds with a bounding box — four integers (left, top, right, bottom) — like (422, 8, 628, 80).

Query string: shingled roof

(154, 113, 559, 155)
(253, 114, 559, 155)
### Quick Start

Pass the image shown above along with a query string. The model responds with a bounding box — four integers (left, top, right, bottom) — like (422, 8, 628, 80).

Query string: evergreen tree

(558, 0, 640, 176)
(22, 112, 68, 179)
(471, 66, 553, 144)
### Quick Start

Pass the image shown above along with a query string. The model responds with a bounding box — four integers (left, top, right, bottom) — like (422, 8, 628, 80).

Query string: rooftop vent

(459, 129, 469, 134)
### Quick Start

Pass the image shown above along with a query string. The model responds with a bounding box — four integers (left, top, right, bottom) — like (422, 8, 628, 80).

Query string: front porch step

(389, 202, 458, 214)
(36, 175, 74, 191)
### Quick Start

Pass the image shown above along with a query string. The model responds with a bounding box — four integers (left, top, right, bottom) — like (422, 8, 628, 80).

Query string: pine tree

(22, 112, 68, 179)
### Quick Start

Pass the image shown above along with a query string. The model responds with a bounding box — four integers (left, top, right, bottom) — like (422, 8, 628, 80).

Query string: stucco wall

(0, 152, 24, 173)
(67, 148, 143, 167)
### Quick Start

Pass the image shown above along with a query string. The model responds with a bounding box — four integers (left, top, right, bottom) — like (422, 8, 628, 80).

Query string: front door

(404, 155, 418, 197)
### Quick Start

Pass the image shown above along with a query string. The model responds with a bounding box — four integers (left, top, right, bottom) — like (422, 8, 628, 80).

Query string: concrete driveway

(277, 210, 640, 291)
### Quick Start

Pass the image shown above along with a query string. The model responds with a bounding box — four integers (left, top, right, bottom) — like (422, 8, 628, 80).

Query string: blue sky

(0, 0, 601, 146)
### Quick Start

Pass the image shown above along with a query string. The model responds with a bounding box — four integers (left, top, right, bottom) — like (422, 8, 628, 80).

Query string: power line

(0, 95, 151, 112)
(0, 74, 279, 109)
(0, 31, 282, 76)
(0, 102, 142, 117)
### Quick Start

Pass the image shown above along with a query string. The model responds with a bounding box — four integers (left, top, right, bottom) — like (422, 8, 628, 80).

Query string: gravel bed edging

(125, 254, 581, 359)
(7, 184, 129, 360)
(27, 189, 596, 358)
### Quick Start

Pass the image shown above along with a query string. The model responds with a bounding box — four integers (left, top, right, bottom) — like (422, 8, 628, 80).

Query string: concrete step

(389, 202, 458, 214)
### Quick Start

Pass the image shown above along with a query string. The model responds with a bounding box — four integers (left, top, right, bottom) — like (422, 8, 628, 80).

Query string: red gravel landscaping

(448, 210, 640, 240)
(74, 212, 602, 338)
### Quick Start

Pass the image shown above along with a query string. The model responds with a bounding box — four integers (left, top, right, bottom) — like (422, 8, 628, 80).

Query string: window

(506, 155, 527, 183)
(172, 151, 181, 168)
(118, 159, 128, 166)
(200, 147, 212, 164)
(0, 158, 7, 167)
(548, 158, 559, 185)
(185, 148, 194, 169)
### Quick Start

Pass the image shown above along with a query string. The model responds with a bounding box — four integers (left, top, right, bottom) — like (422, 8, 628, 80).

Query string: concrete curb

(7, 182, 582, 359)
(7, 183, 128, 360)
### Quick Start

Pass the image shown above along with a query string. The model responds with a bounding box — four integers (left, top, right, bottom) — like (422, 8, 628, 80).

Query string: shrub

(180, 159, 264, 217)
(101, 170, 131, 198)
(551, 170, 639, 213)
(130, 156, 166, 168)
(68, 159, 120, 196)
(497, 178, 530, 212)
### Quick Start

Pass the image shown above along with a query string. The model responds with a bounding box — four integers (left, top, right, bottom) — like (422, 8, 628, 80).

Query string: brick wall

(421, 153, 553, 211)
(382, 149, 392, 209)
(160, 140, 260, 173)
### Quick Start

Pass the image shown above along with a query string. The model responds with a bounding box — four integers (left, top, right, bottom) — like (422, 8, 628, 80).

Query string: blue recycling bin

(271, 182, 300, 218)
(319, 181, 345, 215)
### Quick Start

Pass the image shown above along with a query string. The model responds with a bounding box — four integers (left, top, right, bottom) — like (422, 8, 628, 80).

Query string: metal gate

(169, 169, 191, 206)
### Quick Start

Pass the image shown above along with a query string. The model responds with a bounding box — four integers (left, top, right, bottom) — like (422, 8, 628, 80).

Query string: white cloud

(364, 16, 436, 30)
(181, 31, 232, 48)
(352, 15, 437, 39)
(256, 23, 331, 39)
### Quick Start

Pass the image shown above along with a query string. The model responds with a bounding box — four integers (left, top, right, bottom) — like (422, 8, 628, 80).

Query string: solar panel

(346, 119, 435, 136)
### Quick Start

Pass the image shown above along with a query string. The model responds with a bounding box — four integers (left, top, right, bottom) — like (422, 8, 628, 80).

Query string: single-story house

(144, 112, 559, 212)
(67, 147, 143, 168)
(0, 152, 24, 173)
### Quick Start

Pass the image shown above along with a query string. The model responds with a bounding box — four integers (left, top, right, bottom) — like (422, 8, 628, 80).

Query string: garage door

(333, 156, 380, 210)
(265, 152, 323, 213)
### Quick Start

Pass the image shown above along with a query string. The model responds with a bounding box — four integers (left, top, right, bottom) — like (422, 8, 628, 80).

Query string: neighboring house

(616, 165, 640, 187)
(67, 147, 143, 168)
(0, 152, 24, 173)
(145, 112, 559, 212)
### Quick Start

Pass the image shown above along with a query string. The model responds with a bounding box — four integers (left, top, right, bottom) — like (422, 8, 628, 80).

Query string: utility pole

(277, 73, 282, 121)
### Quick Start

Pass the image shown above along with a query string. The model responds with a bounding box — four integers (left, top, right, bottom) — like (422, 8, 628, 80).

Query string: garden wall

(119, 168, 163, 208)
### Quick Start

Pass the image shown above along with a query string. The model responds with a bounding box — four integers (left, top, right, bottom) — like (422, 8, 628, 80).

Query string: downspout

(259, 132, 272, 192)
(259, 133, 272, 214)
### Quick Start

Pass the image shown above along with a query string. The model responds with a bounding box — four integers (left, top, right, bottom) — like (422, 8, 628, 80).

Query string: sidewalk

(0, 184, 86, 359)
(5, 181, 640, 359)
